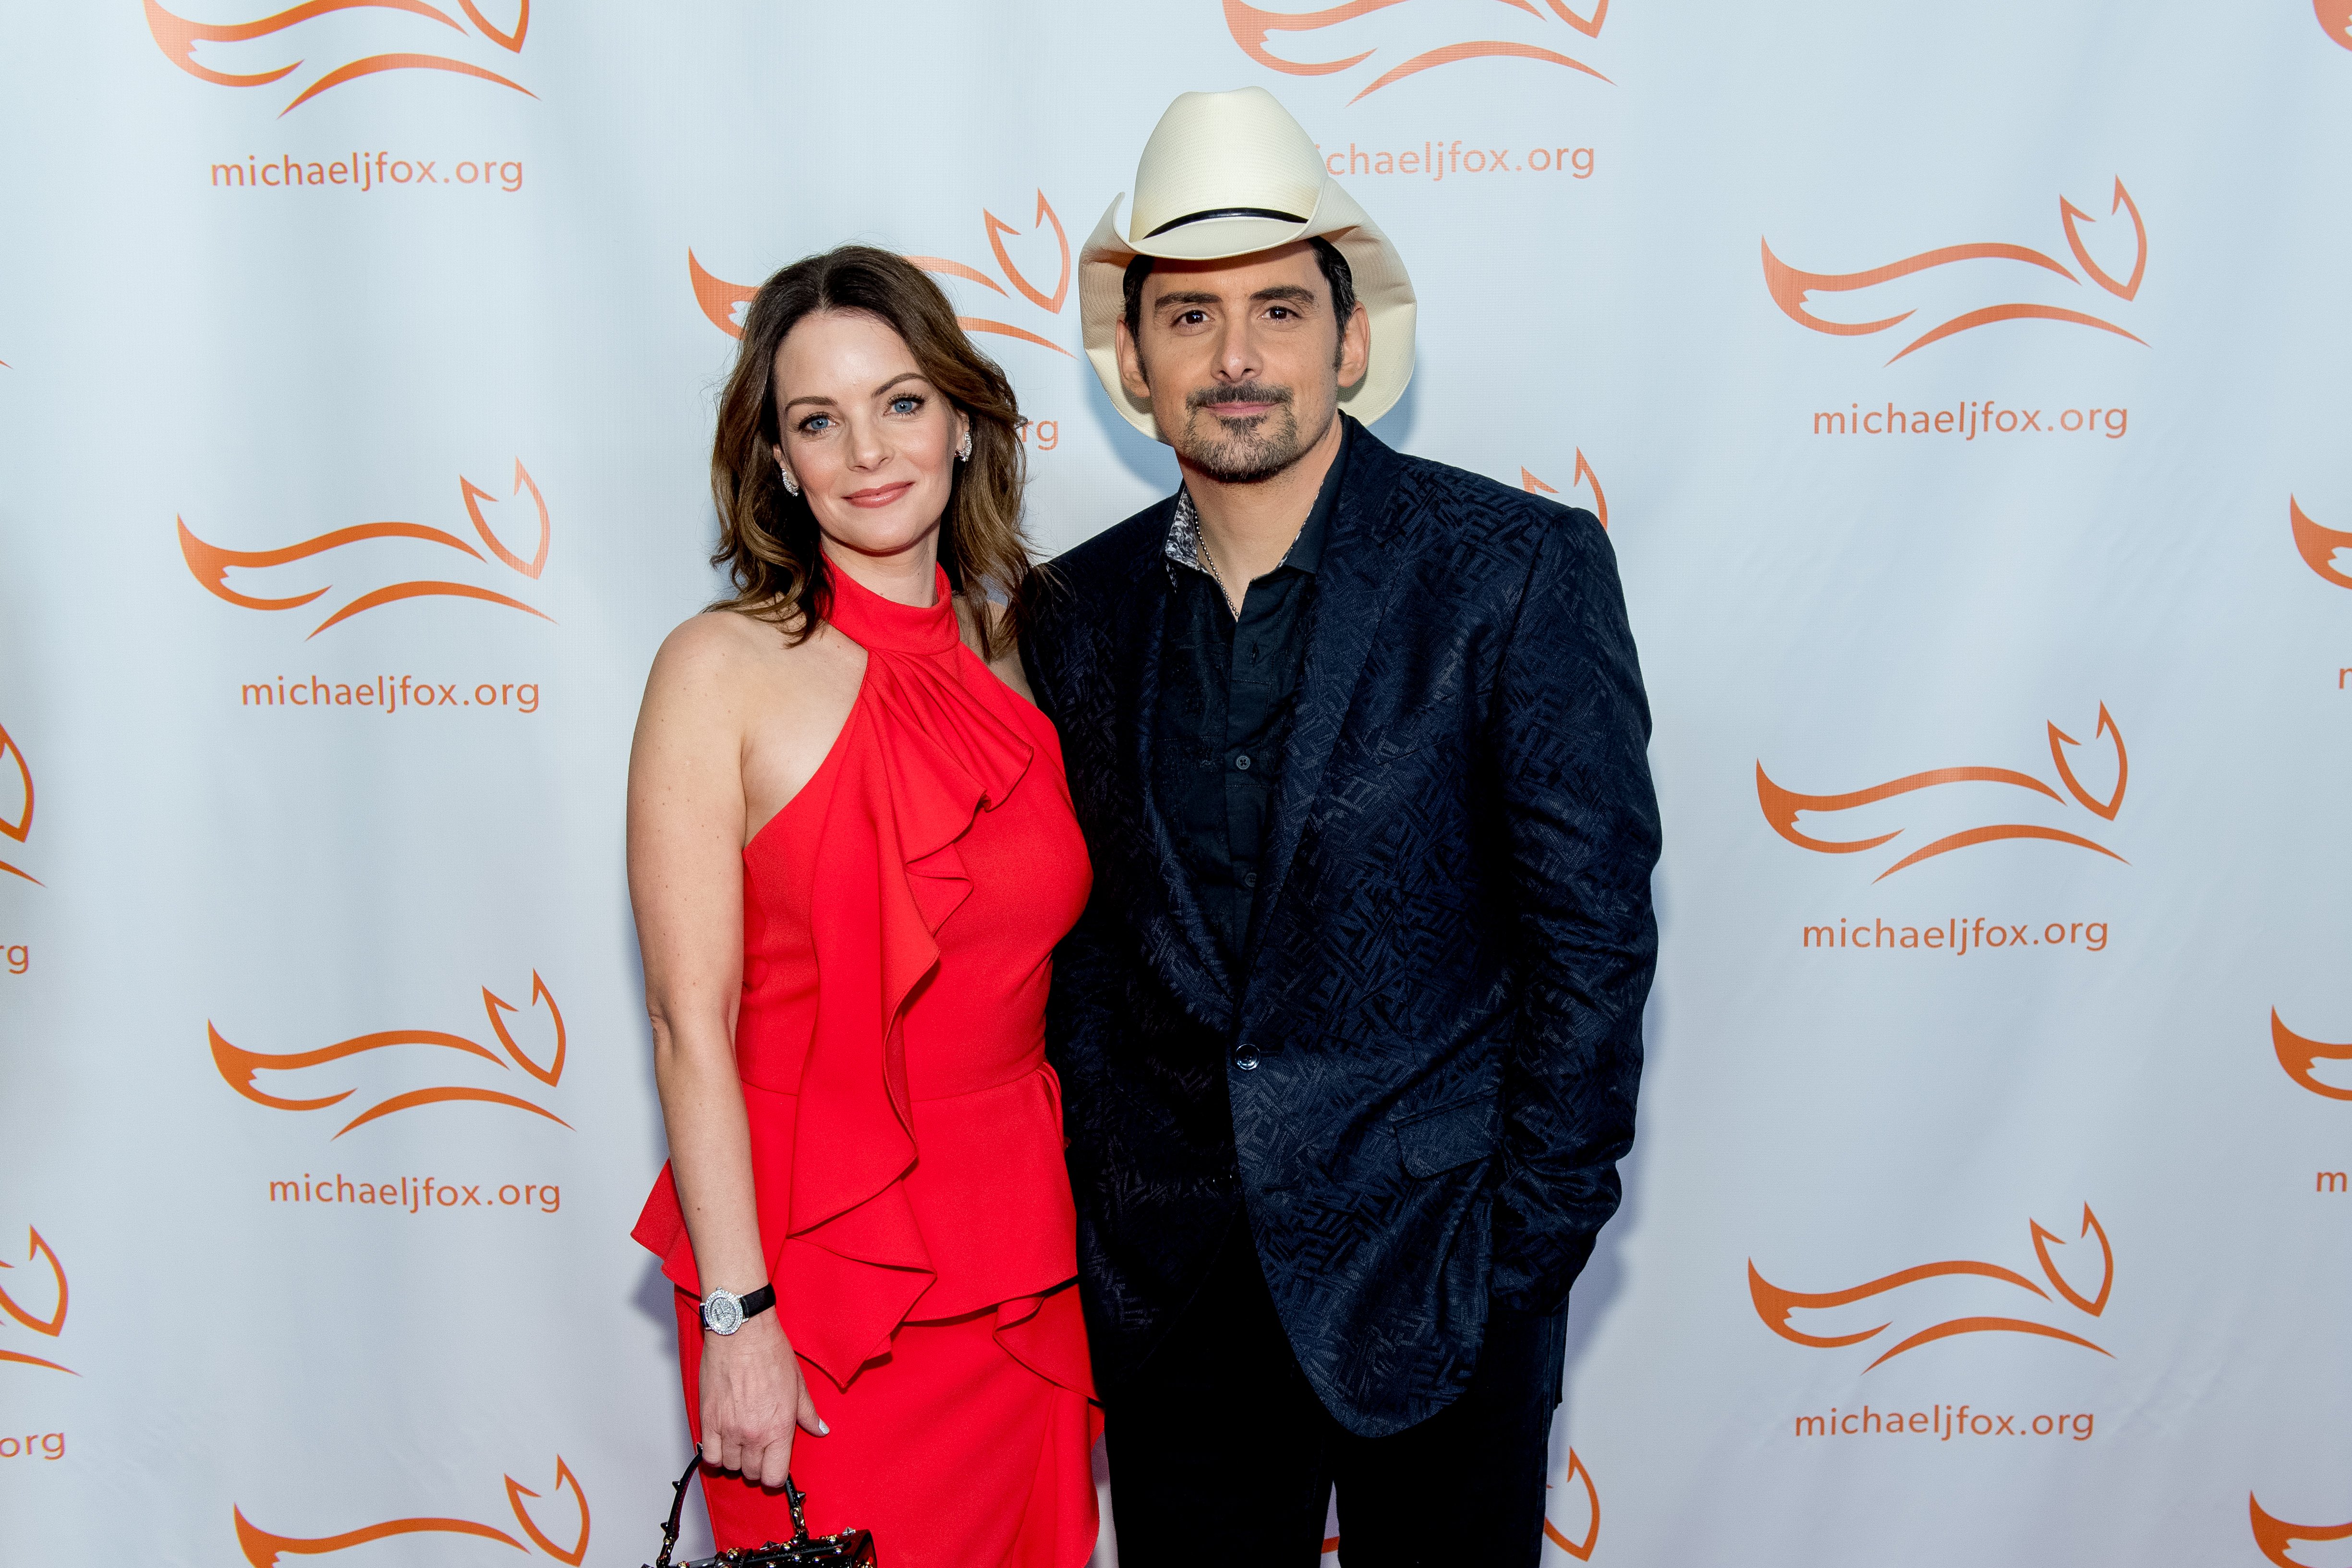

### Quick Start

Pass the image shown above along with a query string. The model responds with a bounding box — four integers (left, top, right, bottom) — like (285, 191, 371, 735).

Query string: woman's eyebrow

(785, 372, 928, 413)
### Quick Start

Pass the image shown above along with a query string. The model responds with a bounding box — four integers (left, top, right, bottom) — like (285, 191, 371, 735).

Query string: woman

(627, 245, 1097, 1565)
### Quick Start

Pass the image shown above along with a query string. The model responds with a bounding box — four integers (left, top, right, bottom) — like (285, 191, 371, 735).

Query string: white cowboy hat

(1079, 86, 1417, 443)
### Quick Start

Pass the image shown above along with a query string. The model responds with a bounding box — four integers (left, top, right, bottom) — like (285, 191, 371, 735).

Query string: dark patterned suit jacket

(1021, 422, 1660, 1437)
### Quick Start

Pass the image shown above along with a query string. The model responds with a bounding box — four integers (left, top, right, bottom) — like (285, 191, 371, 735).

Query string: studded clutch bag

(644, 1453, 877, 1567)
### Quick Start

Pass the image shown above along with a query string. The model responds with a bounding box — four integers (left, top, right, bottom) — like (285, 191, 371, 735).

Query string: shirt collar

(1163, 417, 1351, 583)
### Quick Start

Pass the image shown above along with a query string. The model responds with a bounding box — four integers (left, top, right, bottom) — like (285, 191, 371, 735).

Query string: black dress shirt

(1154, 422, 1351, 967)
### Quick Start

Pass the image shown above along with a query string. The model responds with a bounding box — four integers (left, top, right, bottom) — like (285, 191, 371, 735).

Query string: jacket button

(1235, 1055, 1259, 1070)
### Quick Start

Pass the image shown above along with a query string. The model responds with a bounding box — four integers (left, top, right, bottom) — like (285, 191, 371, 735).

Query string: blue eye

(890, 393, 924, 414)
(797, 413, 832, 434)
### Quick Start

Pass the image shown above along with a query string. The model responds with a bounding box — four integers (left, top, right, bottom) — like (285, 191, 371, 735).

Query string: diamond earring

(776, 459, 800, 497)
(957, 431, 972, 462)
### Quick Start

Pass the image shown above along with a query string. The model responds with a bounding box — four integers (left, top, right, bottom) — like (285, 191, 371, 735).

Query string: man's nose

(1213, 320, 1262, 383)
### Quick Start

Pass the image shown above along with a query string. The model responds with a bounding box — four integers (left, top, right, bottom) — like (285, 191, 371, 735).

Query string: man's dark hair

(1120, 236, 1357, 368)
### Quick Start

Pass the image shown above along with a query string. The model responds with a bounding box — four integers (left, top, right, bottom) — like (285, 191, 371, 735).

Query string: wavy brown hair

(710, 244, 1032, 659)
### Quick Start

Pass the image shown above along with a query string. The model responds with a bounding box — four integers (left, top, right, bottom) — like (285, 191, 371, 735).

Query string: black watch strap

(739, 1283, 775, 1320)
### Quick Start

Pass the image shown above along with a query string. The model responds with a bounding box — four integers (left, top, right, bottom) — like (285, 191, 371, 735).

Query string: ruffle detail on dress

(993, 1282, 1100, 1410)
(782, 644, 1035, 1381)
(633, 564, 1062, 1392)
(996, 1281, 1106, 1558)
(636, 1069, 1094, 1401)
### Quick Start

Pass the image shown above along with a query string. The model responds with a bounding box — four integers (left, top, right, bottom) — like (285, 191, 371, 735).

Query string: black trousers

(1104, 1219, 1568, 1567)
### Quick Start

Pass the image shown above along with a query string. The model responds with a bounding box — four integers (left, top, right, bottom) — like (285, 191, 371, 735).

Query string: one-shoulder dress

(631, 563, 1099, 1565)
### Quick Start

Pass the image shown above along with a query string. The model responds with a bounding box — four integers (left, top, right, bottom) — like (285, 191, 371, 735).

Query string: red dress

(631, 564, 1099, 1565)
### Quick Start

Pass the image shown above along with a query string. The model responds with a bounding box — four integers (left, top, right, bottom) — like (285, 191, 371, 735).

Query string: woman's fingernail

(816, 1418, 831, 1435)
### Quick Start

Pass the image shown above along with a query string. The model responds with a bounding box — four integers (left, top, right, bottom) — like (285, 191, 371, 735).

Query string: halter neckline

(825, 562, 961, 656)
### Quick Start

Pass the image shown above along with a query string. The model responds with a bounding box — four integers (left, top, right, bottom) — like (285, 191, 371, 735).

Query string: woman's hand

(699, 1312, 827, 1489)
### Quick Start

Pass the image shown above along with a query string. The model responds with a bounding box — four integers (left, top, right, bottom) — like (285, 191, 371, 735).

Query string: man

(1021, 87, 1660, 1565)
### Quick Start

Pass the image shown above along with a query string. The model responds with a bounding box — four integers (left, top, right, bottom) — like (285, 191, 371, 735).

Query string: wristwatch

(699, 1283, 776, 1336)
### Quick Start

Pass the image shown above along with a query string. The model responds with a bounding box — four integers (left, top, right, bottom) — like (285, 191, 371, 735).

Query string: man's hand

(698, 1312, 827, 1489)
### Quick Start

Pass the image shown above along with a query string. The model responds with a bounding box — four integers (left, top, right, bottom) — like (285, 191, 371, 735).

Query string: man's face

(1115, 241, 1370, 483)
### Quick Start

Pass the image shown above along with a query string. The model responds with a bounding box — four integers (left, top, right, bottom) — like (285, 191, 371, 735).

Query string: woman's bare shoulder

(643, 609, 830, 720)
(954, 595, 1035, 706)
(651, 606, 845, 679)
(655, 606, 788, 665)
(949, 593, 1013, 644)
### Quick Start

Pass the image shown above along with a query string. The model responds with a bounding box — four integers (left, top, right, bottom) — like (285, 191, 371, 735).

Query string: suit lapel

(1116, 506, 1238, 1031)
(1247, 427, 1412, 979)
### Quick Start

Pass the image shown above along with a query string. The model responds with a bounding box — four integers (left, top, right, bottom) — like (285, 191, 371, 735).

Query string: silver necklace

(1195, 516, 1306, 620)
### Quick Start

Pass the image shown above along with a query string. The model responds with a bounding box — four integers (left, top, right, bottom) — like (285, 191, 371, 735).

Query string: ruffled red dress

(631, 564, 1099, 1566)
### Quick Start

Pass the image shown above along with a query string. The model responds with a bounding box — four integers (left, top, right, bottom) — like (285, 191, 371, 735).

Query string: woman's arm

(628, 615, 824, 1487)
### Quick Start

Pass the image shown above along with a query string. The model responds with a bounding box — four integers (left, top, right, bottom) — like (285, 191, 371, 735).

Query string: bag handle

(647, 1453, 812, 1567)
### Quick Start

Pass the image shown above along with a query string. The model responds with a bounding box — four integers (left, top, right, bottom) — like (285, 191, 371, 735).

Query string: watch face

(704, 1291, 742, 1336)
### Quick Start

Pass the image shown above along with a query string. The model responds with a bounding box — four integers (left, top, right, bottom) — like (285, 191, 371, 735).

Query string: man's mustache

(1188, 382, 1294, 413)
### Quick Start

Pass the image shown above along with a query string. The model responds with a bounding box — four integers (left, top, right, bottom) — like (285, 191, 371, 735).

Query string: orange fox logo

(2321, 0, 2352, 50)
(1327, 1445, 1596, 1559)
(0, 1228, 73, 1376)
(209, 971, 570, 1137)
(1225, 0, 1611, 102)
(1763, 178, 2147, 363)
(2271, 1011, 2352, 1101)
(1520, 451, 1608, 530)
(2252, 1494, 2352, 1567)
(1543, 1447, 1602, 1559)
(235, 1456, 588, 1566)
(2291, 497, 2352, 590)
(1750, 1204, 2114, 1370)
(144, 0, 532, 116)
(177, 459, 552, 638)
(691, 190, 1074, 357)
(0, 720, 36, 887)
(1757, 704, 2127, 881)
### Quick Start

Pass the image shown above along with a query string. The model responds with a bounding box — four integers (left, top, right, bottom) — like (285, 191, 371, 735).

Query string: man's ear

(1114, 316, 1152, 402)
(1336, 302, 1371, 390)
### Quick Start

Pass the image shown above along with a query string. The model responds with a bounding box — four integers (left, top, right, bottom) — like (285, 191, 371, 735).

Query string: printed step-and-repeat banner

(3, 2, 2349, 1563)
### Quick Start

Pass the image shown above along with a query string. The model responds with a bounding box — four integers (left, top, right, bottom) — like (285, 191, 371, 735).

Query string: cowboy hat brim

(1079, 177, 1417, 443)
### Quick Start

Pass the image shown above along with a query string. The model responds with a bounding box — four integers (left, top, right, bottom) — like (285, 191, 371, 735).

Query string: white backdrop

(4, 2, 2352, 1563)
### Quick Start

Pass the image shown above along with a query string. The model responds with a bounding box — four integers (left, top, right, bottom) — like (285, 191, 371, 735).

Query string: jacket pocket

(1391, 1093, 1500, 1178)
